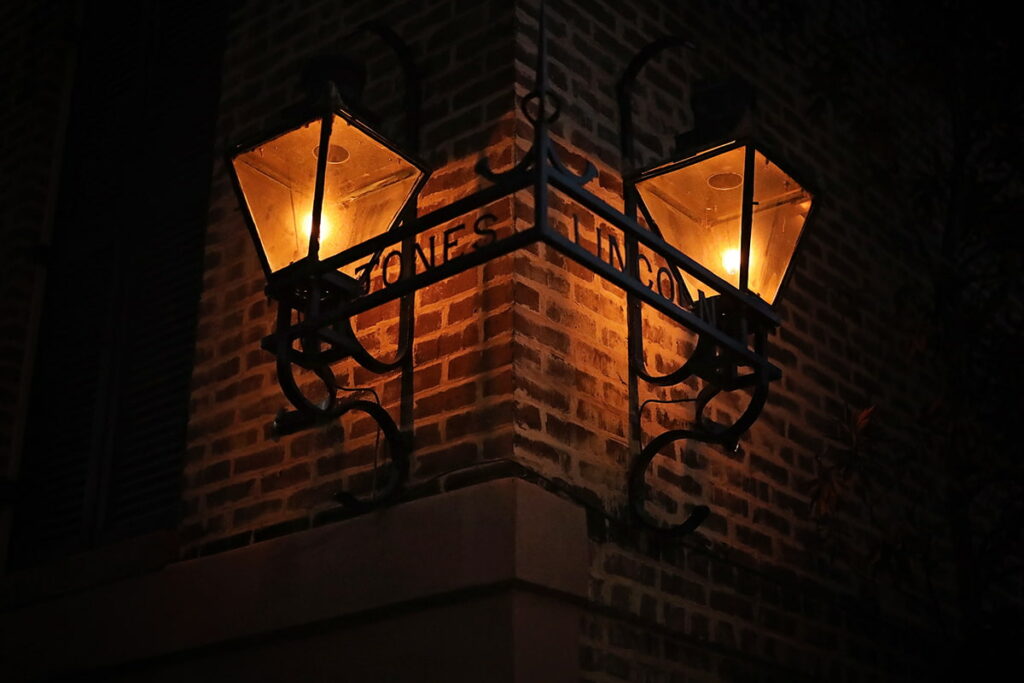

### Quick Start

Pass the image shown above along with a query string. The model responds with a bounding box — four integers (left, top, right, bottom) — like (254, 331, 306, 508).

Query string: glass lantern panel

(749, 151, 811, 304)
(636, 146, 747, 299)
(232, 119, 323, 273)
(320, 114, 424, 278)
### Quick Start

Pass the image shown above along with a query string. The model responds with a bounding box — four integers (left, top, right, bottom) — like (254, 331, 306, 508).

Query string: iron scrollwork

(261, 23, 423, 512)
(618, 39, 779, 536)
(268, 279, 412, 509)
(244, 1, 789, 530)
(626, 296, 774, 535)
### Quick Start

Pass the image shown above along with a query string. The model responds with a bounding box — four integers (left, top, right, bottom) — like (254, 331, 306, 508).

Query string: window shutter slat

(10, 1, 225, 566)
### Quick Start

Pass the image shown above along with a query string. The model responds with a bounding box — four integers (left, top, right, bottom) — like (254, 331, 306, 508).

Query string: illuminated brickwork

(2, 0, 969, 680)
(183, 1, 953, 679)
(183, 0, 520, 553)
(509, 2, 950, 681)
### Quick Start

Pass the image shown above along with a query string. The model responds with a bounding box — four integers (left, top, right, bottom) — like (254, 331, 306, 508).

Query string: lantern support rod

(265, 23, 426, 514)
(308, 111, 333, 263)
(346, 22, 421, 151)
(334, 24, 423, 394)
(269, 168, 775, 328)
(617, 35, 700, 441)
(266, 163, 779, 368)
(342, 22, 422, 441)
(615, 36, 781, 537)
(739, 144, 755, 292)
(617, 35, 696, 176)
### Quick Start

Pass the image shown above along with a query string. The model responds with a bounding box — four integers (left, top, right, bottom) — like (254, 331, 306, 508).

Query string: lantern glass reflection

(232, 113, 424, 277)
(637, 145, 746, 297)
(749, 150, 809, 303)
(636, 144, 810, 305)
(233, 120, 323, 273)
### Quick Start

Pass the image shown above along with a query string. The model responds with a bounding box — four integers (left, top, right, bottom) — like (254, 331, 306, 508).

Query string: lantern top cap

(227, 84, 431, 282)
(228, 88, 428, 177)
(634, 137, 817, 201)
(634, 139, 742, 182)
(674, 76, 755, 156)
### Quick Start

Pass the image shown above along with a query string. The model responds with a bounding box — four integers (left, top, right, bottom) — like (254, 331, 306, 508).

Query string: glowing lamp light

(301, 212, 332, 243)
(228, 101, 427, 285)
(722, 248, 741, 276)
(635, 142, 812, 306)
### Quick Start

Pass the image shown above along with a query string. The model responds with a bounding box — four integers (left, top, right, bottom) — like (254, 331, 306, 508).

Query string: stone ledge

(0, 478, 587, 680)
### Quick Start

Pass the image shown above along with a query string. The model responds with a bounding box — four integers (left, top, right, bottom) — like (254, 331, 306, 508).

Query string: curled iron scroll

(629, 428, 711, 536)
(476, 87, 596, 188)
(521, 90, 562, 125)
(546, 142, 598, 186)
(629, 373, 769, 535)
(476, 145, 536, 184)
(635, 332, 715, 387)
(272, 311, 409, 512)
(628, 320, 771, 536)
(329, 315, 410, 374)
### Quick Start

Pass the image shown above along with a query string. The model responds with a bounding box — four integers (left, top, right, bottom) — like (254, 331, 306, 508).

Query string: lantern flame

(722, 248, 741, 276)
(301, 212, 331, 245)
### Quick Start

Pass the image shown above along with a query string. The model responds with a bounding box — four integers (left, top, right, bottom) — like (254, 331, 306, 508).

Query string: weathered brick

(197, 460, 230, 486)
(234, 445, 284, 474)
(709, 591, 754, 621)
(415, 440, 479, 476)
(232, 499, 282, 526)
(447, 343, 513, 380)
(113, 3, 974, 680)
(662, 572, 707, 604)
(445, 400, 513, 439)
(750, 453, 789, 486)
(260, 464, 310, 493)
(206, 480, 254, 509)
(735, 524, 773, 556)
(415, 381, 477, 417)
(604, 553, 656, 586)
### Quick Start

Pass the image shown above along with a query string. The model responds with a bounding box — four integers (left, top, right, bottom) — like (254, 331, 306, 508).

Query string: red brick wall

(184, 0, 952, 679)
(183, 0, 519, 552)
(0, 1, 977, 677)
(511, 2, 951, 680)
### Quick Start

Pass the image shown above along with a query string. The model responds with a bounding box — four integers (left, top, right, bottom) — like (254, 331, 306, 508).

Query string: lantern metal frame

(227, 6, 814, 532)
(633, 136, 817, 308)
(227, 103, 431, 291)
(619, 41, 816, 535)
(226, 25, 430, 512)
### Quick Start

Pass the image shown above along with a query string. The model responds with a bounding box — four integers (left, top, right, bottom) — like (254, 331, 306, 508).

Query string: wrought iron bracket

(256, 26, 424, 513)
(251, 2, 784, 529)
(617, 36, 779, 536)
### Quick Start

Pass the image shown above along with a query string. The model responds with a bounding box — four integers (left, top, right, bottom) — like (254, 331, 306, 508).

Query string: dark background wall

(2, 1, 226, 569)
(0, 4, 78, 486)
